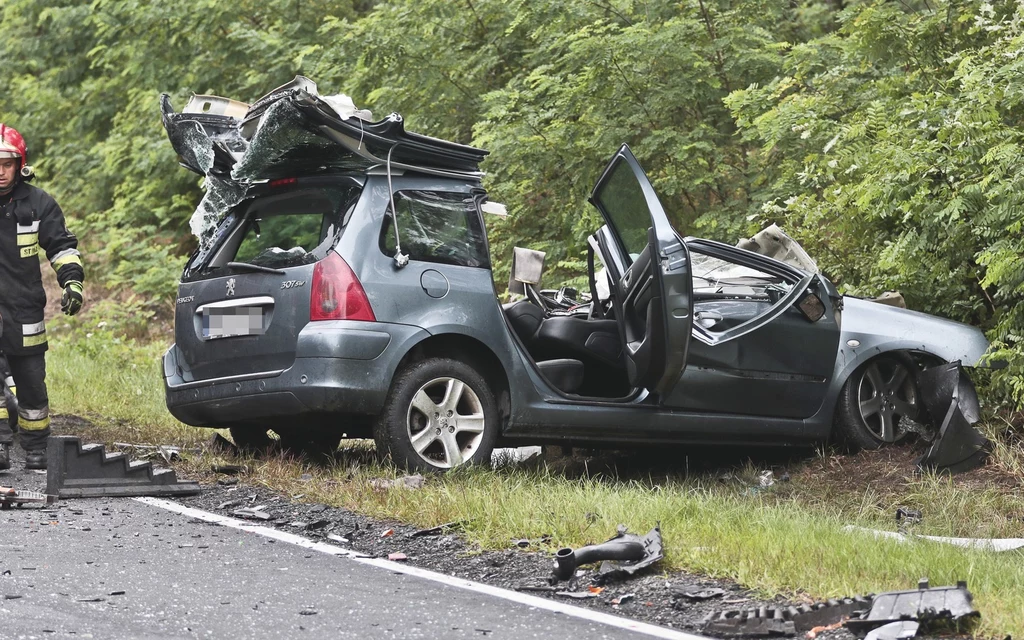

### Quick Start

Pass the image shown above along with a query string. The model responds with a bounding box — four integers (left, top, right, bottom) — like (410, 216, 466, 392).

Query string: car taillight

(310, 252, 376, 322)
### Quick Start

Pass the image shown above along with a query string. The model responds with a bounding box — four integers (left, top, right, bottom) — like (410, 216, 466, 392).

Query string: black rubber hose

(551, 539, 646, 582)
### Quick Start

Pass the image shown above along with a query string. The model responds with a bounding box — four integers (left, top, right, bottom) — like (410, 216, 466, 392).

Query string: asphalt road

(0, 459, 698, 640)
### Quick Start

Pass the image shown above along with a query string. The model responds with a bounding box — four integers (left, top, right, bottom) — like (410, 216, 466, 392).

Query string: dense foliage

(1, 0, 1021, 407)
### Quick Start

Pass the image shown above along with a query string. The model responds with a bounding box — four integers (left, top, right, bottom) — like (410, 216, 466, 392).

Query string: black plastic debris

(410, 521, 463, 537)
(703, 609, 796, 638)
(703, 597, 871, 637)
(916, 362, 992, 473)
(845, 580, 979, 637)
(895, 507, 922, 525)
(46, 436, 201, 498)
(550, 524, 662, 584)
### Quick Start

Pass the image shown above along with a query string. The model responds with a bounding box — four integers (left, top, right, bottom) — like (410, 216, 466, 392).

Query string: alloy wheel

(855, 357, 919, 443)
(406, 376, 486, 469)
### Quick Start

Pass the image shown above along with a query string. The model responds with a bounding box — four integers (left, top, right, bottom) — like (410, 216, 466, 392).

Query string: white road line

(137, 497, 714, 640)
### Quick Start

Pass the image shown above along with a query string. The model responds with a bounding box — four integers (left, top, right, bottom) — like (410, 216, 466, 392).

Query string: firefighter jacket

(0, 181, 84, 355)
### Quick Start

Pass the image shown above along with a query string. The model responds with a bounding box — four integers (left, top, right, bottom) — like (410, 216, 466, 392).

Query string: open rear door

(589, 144, 692, 396)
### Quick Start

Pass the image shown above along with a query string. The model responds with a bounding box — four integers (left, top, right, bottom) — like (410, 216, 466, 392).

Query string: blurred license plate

(202, 307, 265, 339)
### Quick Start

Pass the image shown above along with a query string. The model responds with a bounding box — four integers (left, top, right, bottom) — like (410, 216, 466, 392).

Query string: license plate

(202, 307, 265, 339)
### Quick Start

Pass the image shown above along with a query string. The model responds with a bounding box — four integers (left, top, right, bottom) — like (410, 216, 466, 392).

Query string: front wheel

(834, 354, 923, 451)
(374, 358, 498, 473)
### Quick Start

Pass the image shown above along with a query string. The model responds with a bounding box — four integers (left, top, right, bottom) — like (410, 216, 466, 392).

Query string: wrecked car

(161, 77, 990, 472)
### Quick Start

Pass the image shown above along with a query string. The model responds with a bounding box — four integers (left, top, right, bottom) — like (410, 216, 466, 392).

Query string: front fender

(834, 296, 989, 386)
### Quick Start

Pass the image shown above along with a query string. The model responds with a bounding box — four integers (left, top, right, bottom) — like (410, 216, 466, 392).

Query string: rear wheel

(835, 354, 922, 451)
(374, 358, 498, 473)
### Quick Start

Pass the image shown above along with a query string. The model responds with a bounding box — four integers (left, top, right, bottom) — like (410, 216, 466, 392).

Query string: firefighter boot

(0, 442, 10, 470)
(24, 449, 45, 470)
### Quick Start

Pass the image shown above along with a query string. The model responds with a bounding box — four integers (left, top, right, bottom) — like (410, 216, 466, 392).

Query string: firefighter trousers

(0, 353, 49, 451)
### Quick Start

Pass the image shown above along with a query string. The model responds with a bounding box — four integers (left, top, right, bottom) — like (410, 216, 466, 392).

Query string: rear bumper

(163, 321, 427, 427)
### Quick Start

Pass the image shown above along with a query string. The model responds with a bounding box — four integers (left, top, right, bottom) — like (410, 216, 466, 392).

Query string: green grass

(46, 336, 1024, 636)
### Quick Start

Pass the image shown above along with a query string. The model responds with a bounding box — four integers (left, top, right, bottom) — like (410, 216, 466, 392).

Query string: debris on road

(369, 474, 425, 490)
(46, 436, 201, 498)
(231, 507, 271, 521)
(678, 588, 726, 601)
(0, 486, 56, 509)
(610, 593, 635, 607)
(555, 590, 599, 599)
(387, 552, 408, 561)
(550, 525, 663, 584)
(409, 521, 464, 537)
(845, 579, 979, 637)
(703, 597, 872, 637)
(915, 362, 992, 473)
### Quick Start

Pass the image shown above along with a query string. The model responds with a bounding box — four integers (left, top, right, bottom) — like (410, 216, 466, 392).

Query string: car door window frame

(686, 238, 820, 346)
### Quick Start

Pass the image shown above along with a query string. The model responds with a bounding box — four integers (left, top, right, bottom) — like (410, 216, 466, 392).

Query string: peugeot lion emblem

(226, 278, 236, 296)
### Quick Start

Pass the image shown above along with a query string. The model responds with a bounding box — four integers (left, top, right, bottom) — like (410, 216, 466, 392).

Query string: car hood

(840, 296, 989, 366)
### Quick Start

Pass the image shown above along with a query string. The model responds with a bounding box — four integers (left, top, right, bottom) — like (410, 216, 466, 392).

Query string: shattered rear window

(183, 184, 361, 279)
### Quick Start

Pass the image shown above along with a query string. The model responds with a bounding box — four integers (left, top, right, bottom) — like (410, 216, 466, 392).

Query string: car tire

(374, 358, 498, 473)
(834, 353, 922, 451)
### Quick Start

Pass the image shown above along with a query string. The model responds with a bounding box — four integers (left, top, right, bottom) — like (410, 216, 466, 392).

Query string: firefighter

(0, 124, 84, 470)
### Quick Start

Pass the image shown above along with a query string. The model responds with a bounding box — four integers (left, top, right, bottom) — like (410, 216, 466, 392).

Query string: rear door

(173, 180, 361, 381)
(589, 144, 692, 396)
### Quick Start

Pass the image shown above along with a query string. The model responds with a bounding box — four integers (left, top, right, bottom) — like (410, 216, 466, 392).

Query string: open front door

(589, 144, 692, 396)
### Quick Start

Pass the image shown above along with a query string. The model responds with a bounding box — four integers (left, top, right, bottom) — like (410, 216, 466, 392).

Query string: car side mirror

(797, 292, 826, 322)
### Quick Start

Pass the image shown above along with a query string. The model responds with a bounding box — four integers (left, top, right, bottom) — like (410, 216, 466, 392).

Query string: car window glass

(380, 190, 489, 268)
(592, 159, 651, 264)
(231, 187, 355, 269)
(691, 251, 793, 297)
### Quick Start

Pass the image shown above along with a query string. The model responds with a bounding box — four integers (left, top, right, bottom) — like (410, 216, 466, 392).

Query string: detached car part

(845, 579, 979, 637)
(916, 362, 992, 473)
(703, 597, 872, 637)
(550, 525, 662, 583)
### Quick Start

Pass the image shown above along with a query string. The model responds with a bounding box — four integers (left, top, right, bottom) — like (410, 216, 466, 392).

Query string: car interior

(500, 233, 804, 401)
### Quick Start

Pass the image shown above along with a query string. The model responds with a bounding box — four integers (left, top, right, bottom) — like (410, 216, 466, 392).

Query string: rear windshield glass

(183, 183, 361, 279)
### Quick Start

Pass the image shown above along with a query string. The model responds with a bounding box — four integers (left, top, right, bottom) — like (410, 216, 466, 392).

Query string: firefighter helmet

(0, 123, 32, 178)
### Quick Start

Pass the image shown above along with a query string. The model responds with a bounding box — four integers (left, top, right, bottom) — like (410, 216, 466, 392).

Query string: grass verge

(46, 336, 1024, 636)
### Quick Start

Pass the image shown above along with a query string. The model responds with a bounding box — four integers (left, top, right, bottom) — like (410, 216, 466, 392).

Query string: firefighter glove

(61, 281, 84, 316)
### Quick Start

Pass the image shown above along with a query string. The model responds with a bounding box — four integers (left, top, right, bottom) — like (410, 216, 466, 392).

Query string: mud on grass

(48, 414, 1021, 637)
